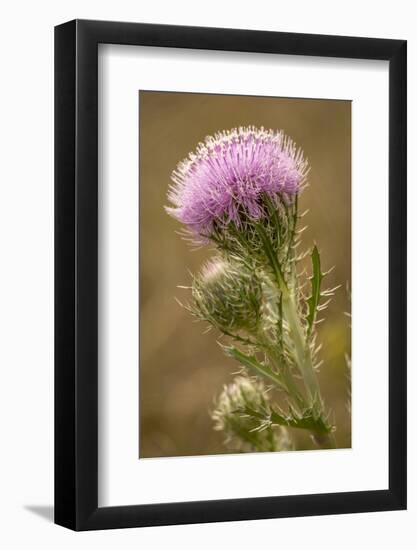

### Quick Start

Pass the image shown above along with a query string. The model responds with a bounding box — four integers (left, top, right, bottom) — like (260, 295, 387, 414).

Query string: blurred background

(139, 91, 351, 458)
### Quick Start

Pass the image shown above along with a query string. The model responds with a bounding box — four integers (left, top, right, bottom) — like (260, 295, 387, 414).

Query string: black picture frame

(55, 19, 407, 531)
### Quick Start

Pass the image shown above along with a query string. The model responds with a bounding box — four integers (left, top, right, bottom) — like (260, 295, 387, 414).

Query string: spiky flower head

(212, 375, 292, 453)
(166, 126, 308, 239)
(192, 257, 262, 333)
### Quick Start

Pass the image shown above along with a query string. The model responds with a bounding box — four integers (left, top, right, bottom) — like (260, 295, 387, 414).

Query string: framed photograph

(55, 19, 406, 530)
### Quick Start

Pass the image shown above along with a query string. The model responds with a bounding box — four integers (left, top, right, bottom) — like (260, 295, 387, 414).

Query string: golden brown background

(139, 91, 351, 458)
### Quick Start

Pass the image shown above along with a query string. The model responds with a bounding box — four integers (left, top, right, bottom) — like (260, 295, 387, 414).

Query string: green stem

(219, 218, 336, 450)
(262, 344, 305, 411)
(255, 222, 322, 409)
(281, 290, 321, 407)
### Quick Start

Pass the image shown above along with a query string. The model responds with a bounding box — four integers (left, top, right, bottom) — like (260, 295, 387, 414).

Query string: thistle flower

(166, 126, 308, 239)
(191, 257, 262, 333)
(212, 376, 292, 452)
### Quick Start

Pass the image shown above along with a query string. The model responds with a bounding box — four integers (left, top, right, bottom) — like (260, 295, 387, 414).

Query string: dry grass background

(139, 91, 351, 458)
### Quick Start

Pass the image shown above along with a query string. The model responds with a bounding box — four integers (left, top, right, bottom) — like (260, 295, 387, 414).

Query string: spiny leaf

(269, 406, 332, 434)
(306, 245, 324, 337)
(240, 402, 333, 435)
(222, 345, 285, 390)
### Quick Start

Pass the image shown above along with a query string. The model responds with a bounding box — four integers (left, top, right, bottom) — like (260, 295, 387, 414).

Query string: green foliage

(177, 193, 343, 452)
(306, 245, 324, 337)
(269, 404, 333, 435)
(222, 345, 286, 391)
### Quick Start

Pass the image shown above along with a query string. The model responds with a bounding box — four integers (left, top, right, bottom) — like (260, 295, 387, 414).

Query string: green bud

(212, 376, 292, 453)
(192, 258, 262, 333)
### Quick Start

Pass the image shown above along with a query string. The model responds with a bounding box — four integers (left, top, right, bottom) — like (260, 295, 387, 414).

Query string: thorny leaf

(306, 245, 323, 337)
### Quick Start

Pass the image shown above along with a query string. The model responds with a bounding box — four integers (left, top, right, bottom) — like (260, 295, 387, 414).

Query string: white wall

(0, 1, 414, 548)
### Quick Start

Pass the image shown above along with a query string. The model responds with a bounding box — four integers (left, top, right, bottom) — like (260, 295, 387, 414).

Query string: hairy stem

(254, 219, 332, 447)
(256, 222, 322, 408)
(281, 290, 321, 407)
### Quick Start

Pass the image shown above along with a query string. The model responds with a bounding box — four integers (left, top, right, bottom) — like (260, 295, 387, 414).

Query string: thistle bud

(212, 376, 292, 453)
(192, 258, 262, 333)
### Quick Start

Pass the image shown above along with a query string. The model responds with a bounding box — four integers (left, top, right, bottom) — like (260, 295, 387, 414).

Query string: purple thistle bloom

(166, 126, 309, 238)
